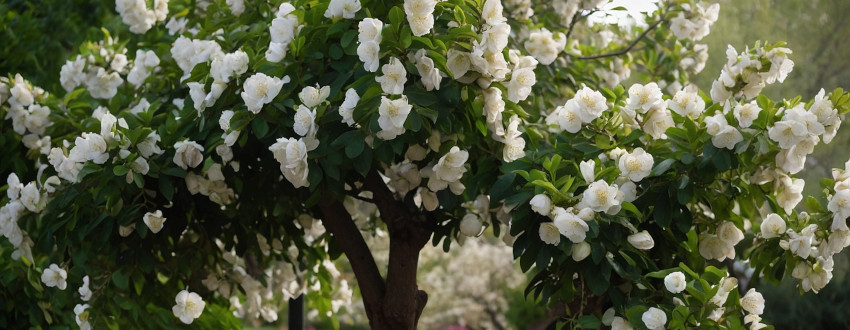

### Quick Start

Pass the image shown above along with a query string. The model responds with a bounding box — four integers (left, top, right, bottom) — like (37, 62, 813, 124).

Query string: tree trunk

(318, 168, 432, 329)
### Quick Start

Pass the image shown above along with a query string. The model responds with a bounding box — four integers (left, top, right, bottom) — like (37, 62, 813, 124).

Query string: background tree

(1, 0, 849, 329)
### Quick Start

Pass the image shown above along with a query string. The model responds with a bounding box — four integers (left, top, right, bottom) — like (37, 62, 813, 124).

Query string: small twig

(346, 191, 376, 204)
(574, 19, 665, 61)
(564, 10, 594, 42)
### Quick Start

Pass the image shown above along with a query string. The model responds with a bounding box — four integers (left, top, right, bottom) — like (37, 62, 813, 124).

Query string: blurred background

(1, 0, 848, 328)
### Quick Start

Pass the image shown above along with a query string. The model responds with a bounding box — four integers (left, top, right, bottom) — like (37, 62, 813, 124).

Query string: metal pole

(288, 295, 304, 330)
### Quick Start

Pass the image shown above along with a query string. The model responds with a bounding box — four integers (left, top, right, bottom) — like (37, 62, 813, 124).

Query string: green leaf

(112, 270, 130, 290)
(252, 117, 269, 138)
(491, 172, 518, 202)
(650, 158, 675, 177)
(77, 163, 102, 181)
(578, 315, 602, 329)
(326, 20, 351, 37)
(345, 136, 365, 159)
(389, 6, 405, 28)
(159, 178, 175, 201)
(113, 165, 130, 176)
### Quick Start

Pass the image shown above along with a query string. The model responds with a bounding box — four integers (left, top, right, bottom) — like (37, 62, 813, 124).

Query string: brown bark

(318, 198, 388, 326)
(318, 167, 433, 329)
(364, 167, 432, 329)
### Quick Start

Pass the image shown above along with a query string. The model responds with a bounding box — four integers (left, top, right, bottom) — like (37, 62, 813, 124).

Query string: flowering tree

(2, 0, 850, 329)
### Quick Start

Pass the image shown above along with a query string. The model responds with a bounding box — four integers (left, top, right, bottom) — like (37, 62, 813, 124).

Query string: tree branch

(317, 198, 386, 325)
(363, 167, 432, 329)
(574, 20, 664, 61)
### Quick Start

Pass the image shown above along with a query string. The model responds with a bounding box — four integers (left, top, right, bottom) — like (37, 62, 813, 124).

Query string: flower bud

(628, 230, 654, 250)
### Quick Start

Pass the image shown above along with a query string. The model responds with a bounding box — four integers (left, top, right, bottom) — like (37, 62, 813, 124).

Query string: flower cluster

(116, 0, 168, 34)
(546, 86, 608, 134)
(710, 44, 794, 104)
(669, 1, 720, 41)
(768, 89, 839, 174)
(267, 3, 302, 63)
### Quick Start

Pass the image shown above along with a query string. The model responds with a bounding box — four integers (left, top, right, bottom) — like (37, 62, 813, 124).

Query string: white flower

(628, 231, 654, 250)
(227, 0, 245, 15)
(357, 41, 381, 72)
(502, 115, 525, 162)
(529, 194, 552, 216)
(699, 234, 735, 261)
(270, 14, 300, 45)
(375, 57, 407, 95)
(79, 275, 92, 301)
(507, 66, 537, 103)
(768, 119, 809, 149)
(571, 241, 592, 261)
(734, 101, 761, 128)
(266, 42, 288, 63)
(358, 18, 383, 43)
(717, 221, 744, 245)
(19, 182, 43, 212)
(619, 181, 637, 203)
(643, 108, 674, 140)
(428, 147, 468, 194)
(612, 316, 634, 330)
(187, 82, 206, 114)
(376, 96, 412, 140)
(143, 210, 166, 234)
(241, 73, 289, 114)
(165, 16, 187, 35)
(618, 148, 654, 182)
(705, 112, 743, 150)
(667, 85, 704, 118)
(642, 307, 667, 330)
(172, 290, 206, 324)
(116, 0, 157, 34)
(325, 0, 361, 19)
(75, 304, 91, 330)
(412, 50, 442, 91)
(828, 189, 850, 231)
(339, 88, 359, 126)
(41, 263, 67, 290)
(553, 211, 589, 243)
(761, 213, 786, 239)
(60, 57, 87, 92)
(481, 23, 510, 54)
(404, 0, 437, 36)
(483, 87, 506, 136)
(582, 180, 621, 214)
(85, 67, 124, 100)
(546, 105, 582, 133)
(580, 160, 595, 184)
(446, 49, 470, 79)
(293, 105, 318, 137)
(539, 222, 561, 245)
(740, 288, 765, 315)
(299, 84, 330, 108)
(459, 214, 483, 237)
(524, 28, 566, 65)
(627, 83, 664, 114)
(572, 86, 608, 123)
(70, 133, 109, 165)
(6, 173, 23, 200)
(664, 271, 687, 294)
(777, 175, 804, 214)
(137, 132, 164, 158)
(173, 140, 204, 169)
(269, 137, 310, 188)
(210, 50, 249, 83)
(481, 0, 506, 25)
